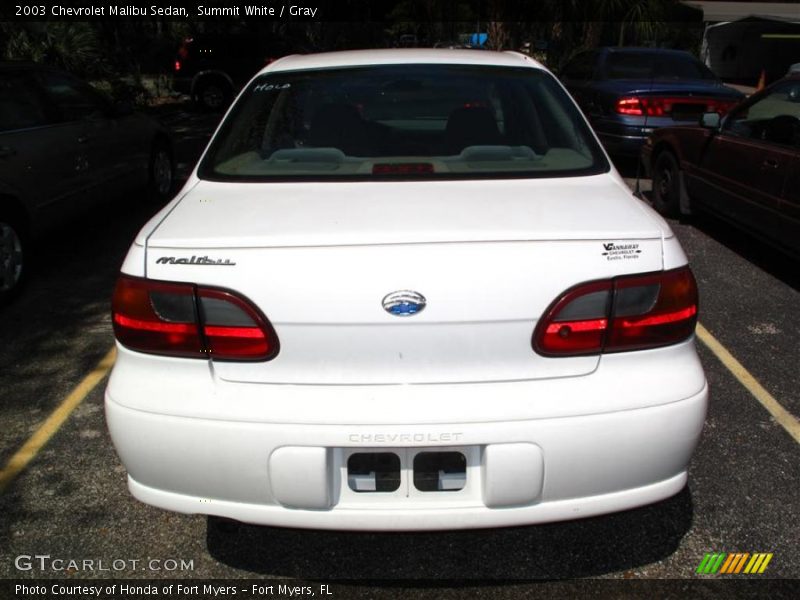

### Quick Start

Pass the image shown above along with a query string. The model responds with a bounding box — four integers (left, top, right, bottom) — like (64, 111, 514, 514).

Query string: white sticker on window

(253, 83, 291, 92)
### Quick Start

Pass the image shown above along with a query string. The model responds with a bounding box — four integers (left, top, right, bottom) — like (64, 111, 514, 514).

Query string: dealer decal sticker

(602, 241, 642, 261)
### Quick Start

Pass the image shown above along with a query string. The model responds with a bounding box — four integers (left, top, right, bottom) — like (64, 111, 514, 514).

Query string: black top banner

(8, 1, 462, 23)
(8, 1, 331, 21)
(0, 0, 715, 23)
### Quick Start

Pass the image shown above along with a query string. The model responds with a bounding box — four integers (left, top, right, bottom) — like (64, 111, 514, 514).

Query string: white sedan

(105, 49, 707, 531)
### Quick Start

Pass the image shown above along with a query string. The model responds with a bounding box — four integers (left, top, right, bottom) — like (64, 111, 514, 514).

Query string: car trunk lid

(144, 177, 666, 384)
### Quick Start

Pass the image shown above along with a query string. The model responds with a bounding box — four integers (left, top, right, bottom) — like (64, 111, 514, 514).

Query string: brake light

(616, 97, 645, 116)
(615, 96, 738, 117)
(534, 267, 698, 356)
(112, 275, 279, 361)
(174, 60, 181, 72)
(372, 163, 434, 175)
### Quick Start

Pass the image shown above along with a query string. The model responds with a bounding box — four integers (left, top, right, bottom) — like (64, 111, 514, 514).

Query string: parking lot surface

(0, 106, 797, 592)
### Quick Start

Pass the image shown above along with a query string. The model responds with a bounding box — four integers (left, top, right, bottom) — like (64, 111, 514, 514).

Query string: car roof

(262, 48, 544, 75)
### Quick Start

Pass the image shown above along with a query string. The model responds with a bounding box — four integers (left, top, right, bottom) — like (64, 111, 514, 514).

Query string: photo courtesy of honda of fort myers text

(14, 582, 336, 598)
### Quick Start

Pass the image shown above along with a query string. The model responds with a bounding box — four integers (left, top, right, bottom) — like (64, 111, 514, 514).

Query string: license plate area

(338, 446, 479, 505)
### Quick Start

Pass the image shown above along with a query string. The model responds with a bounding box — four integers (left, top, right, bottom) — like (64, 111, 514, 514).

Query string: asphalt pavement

(0, 105, 797, 597)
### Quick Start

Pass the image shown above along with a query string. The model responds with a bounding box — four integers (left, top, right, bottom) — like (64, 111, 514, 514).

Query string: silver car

(0, 63, 173, 302)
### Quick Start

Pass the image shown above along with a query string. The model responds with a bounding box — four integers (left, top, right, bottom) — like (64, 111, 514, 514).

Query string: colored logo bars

(696, 553, 773, 575)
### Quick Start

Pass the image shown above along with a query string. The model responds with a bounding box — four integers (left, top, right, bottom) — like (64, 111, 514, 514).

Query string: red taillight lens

(616, 96, 738, 117)
(616, 96, 645, 116)
(112, 275, 278, 361)
(616, 96, 671, 117)
(197, 288, 275, 359)
(537, 281, 612, 355)
(606, 268, 697, 352)
(174, 60, 181, 72)
(112, 277, 202, 358)
(707, 99, 737, 115)
(534, 267, 698, 356)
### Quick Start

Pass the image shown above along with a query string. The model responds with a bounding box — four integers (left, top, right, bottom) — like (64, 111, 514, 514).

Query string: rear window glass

(605, 53, 717, 81)
(198, 64, 608, 181)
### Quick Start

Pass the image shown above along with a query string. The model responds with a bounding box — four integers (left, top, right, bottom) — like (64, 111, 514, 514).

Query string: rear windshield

(198, 64, 609, 181)
(605, 52, 717, 81)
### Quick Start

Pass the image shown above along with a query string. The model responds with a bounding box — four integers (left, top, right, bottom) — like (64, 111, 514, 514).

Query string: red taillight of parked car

(615, 96, 737, 117)
(534, 267, 698, 356)
(616, 96, 648, 116)
(174, 60, 182, 72)
(112, 275, 279, 361)
(707, 99, 737, 115)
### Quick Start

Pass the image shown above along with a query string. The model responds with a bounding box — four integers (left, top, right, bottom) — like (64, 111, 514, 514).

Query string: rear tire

(0, 215, 27, 304)
(652, 151, 682, 218)
(195, 79, 232, 112)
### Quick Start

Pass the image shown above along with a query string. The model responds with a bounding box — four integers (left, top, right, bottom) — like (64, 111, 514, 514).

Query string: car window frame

(722, 80, 800, 149)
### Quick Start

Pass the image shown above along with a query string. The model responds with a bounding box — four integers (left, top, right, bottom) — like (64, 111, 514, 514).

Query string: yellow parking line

(0, 347, 116, 495)
(696, 323, 800, 445)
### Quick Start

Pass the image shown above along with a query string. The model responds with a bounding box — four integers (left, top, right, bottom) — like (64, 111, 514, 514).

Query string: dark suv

(559, 47, 744, 157)
(173, 35, 292, 111)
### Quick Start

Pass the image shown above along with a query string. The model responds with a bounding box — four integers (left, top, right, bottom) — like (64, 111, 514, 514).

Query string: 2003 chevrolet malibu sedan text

(105, 49, 708, 531)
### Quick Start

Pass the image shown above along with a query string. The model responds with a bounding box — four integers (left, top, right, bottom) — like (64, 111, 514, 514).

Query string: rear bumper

(105, 343, 708, 531)
(593, 116, 691, 157)
(590, 117, 653, 157)
(127, 470, 690, 532)
(598, 131, 649, 157)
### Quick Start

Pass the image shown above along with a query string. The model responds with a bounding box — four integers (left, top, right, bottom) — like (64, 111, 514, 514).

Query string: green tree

(1, 22, 107, 78)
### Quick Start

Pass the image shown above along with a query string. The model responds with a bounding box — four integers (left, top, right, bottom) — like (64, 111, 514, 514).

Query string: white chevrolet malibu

(105, 49, 707, 531)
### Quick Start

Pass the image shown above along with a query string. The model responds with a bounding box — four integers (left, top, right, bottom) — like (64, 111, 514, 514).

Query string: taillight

(616, 96, 646, 116)
(615, 96, 738, 117)
(535, 281, 612, 355)
(707, 99, 737, 115)
(197, 288, 275, 359)
(112, 275, 279, 361)
(534, 267, 698, 356)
